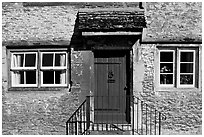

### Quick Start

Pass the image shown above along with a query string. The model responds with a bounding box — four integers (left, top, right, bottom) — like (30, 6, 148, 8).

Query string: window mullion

(53, 53, 55, 84)
(176, 48, 179, 88)
(193, 51, 195, 87)
(38, 51, 40, 87)
(23, 53, 26, 84)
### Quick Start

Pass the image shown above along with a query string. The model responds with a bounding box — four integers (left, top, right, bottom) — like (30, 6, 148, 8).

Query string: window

(41, 52, 67, 86)
(11, 52, 37, 87)
(159, 50, 174, 87)
(159, 49, 196, 88)
(179, 50, 195, 87)
(11, 51, 68, 88)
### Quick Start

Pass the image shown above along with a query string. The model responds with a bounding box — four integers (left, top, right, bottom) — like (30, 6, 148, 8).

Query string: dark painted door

(94, 51, 127, 123)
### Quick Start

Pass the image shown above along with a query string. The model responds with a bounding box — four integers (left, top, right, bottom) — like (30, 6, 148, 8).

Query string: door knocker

(108, 71, 114, 79)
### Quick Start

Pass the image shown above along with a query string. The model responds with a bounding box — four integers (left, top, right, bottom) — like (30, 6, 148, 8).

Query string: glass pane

(55, 70, 66, 84)
(180, 63, 193, 73)
(180, 75, 193, 84)
(26, 71, 36, 84)
(42, 54, 53, 67)
(160, 74, 173, 84)
(55, 53, 66, 67)
(43, 71, 54, 84)
(13, 54, 24, 67)
(180, 52, 193, 62)
(25, 54, 36, 67)
(160, 52, 173, 62)
(13, 71, 24, 84)
(160, 63, 173, 73)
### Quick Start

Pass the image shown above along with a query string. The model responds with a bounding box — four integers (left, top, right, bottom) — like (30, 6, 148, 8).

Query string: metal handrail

(66, 95, 166, 135)
(66, 98, 90, 135)
(132, 96, 166, 135)
(66, 100, 86, 122)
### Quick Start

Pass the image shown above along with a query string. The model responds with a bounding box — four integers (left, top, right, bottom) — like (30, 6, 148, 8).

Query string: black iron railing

(66, 95, 166, 135)
(91, 95, 132, 133)
(66, 96, 91, 135)
(132, 96, 166, 135)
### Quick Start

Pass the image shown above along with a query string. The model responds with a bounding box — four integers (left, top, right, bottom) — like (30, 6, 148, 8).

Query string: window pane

(180, 52, 193, 62)
(160, 63, 173, 73)
(25, 54, 36, 67)
(26, 71, 36, 84)
(180, 63, 193, 73)
(43, 71, 54, 84)
(55, 53, 66, 67)
(13, 54, 24, 67)
(160, 52, 173, 62)
(160, 74, 173, 84)
(180, 74, 193, 84)
(55, 70, 66, 84)
(42, 54, 53, 67)
(13, 71, 24, 84)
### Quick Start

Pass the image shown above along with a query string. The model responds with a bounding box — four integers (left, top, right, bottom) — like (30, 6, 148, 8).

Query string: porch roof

(78, 8, 146, 32)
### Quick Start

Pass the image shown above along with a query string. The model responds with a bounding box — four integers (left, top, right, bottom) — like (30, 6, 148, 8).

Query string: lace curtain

(59, 54, 66, 84)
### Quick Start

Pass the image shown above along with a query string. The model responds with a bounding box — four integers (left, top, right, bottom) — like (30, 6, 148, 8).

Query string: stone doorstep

(88, 123, 132, 135)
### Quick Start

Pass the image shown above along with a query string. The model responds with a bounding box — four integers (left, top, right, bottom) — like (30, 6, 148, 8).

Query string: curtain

(60, 54, 66, 84)
(60, 71, 66, 84)
(60, 54, 66, 67)
(12, 71, 21, 85)
(12, 54, 23, 85)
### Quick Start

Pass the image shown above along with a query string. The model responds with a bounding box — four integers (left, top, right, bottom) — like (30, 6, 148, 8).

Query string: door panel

(94, 51, 127, 123)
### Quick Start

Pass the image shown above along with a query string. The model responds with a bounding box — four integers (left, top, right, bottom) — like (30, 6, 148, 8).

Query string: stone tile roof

(78, 8, 146, 32)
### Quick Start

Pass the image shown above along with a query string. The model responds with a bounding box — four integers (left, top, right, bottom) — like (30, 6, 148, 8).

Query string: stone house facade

(2, 2, 202, 135)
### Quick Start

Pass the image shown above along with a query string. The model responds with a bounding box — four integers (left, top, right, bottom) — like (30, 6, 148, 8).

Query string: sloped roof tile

(78, 8, 146, 32)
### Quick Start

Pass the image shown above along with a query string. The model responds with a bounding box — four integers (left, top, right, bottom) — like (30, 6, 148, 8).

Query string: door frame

(92, 49, 132, 123)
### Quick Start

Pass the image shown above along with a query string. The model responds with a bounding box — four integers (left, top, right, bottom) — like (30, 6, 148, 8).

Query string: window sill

(157, 87, 200, 92)
(8, 87, 70, 92)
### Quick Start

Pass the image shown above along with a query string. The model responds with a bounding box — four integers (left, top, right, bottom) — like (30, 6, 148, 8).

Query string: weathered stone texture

(141, 90, 202, 134)
(143, 2, 202, 42)
(71, 49, 83, 87)
(2, 2, 77, 43)
(135, 44, 155, 95)
(2, 2, 202, 135)
(134, 43, 202, 134)
(2, 88, 81, 135)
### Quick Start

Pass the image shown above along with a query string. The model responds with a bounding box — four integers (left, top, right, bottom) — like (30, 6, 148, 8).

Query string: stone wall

(133, 43, 202, 134)
(138, 3, 202, 134)
(143, 2, 202, 42)
(2, 2, 77, 43)
(2, 88, 81, 135)
(2, 2, 202, 135)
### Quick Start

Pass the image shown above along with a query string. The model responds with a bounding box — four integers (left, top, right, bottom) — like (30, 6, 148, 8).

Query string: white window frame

(11, 52, 38, 87)
(178, 50, 195, 88)
(40, 52, 68, 87)
(159, 50, 175, 87)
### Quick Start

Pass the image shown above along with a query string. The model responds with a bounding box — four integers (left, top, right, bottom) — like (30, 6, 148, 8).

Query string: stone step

(87, 123, 133, 135)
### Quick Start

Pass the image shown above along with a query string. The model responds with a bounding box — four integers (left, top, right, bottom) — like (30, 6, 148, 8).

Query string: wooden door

(94, 51, 127, 123)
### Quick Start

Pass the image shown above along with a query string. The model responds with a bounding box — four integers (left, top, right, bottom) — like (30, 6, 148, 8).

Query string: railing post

(86, 96, 90, 131)
(155, 109, 157, 135)
(132, 96, 134, 135)
(66, 122, 68, 135)
(159, 112, 161, 135)
(141, 101, 143, 135)
(75, 121, 77, 135)
(146, 104, 148, 135)
(137, 98, 139, 134)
